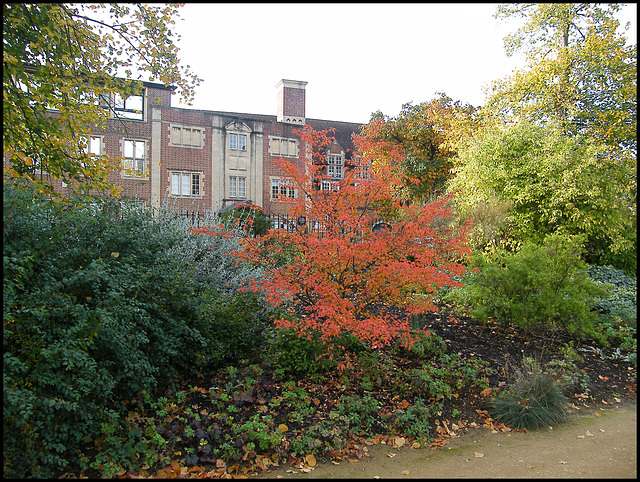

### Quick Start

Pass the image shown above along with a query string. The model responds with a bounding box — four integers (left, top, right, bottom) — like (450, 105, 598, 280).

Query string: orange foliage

(233, 126, 472, 348)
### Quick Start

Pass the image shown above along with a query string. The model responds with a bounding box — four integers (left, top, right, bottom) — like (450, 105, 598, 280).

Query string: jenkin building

(11, 79, 365, 217)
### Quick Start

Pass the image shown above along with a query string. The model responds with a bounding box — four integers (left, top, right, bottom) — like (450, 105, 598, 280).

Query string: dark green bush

(445, 233, 608, 340)
(196, 291, 274, 369)
(3, 180, 271, 478)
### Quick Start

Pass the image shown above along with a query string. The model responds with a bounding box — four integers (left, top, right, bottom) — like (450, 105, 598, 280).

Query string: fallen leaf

(577, 435, 585, 439)
(480, 388, 492, 397)
(401, 470, 410, 475)
(586, 431, 594, 437)
(392, 437, 406, 448)
(387, 453, 397, 458)
(474, 452, 485, 458)
(559, 461, 568, 464)
(278, 424, 289, 433)
(305, 454, 317, 467)
(331, 461, 340, 466)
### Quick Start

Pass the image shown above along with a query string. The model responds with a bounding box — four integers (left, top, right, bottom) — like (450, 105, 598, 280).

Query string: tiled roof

(306, 118, 365, 159)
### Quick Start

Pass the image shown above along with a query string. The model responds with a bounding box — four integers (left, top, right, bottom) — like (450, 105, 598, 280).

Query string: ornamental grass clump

(492, 371, 568, 431)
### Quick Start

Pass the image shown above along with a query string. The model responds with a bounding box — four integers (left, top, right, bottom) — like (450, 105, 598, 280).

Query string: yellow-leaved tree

(3, 3, 201, 197)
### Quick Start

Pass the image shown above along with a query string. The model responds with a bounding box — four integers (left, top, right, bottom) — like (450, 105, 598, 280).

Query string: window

(328, 154, 343, 178)
(77, 135, 102, 172)
(270, 137, 298, 157)
(99, 91, 144, 120)
(171, 171, 201, 197)
(271, 178, 295, 200)
(123, 139, 145, 177)
(321, 180, 340, 192)
(170, 126, 203, 147)
(229, 133, 247, 151)
(229, 176, 246, 198)
(82, 136, 102, 156)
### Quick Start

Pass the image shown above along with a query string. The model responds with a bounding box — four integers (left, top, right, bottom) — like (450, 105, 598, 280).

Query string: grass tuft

(492, 371, 568, 430)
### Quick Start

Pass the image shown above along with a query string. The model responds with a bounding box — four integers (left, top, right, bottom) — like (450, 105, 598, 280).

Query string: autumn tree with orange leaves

(232, 125, 472, 349)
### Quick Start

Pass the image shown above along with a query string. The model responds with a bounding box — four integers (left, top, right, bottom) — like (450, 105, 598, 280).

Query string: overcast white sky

(171, 3, 637, 124)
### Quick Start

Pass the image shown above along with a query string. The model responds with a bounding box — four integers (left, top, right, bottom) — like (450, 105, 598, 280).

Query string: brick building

(21, 78, 364, 215)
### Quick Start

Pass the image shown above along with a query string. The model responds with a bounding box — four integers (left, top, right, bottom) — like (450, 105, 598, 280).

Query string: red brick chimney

(276, 79, 307, 125)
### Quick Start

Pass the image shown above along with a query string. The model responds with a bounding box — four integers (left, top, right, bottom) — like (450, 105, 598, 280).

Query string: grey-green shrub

(492, 370, 568, 431)
(588, 264, 637, 328)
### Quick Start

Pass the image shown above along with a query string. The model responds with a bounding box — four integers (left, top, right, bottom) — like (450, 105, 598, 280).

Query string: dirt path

(260, 402, 636, 479)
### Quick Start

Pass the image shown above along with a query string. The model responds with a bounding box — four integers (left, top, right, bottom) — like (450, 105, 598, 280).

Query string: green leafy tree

(357, 93, 479, 203)
(487, 3, 637, 155)
(3, 3, 201, 197)
(448, 119, 636, 273)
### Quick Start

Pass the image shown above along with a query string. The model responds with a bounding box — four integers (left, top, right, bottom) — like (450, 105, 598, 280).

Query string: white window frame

(327, 154, 344, 179)
(229, 176, 246, 199)
(321, 180, 341, 192)
(82, 135, 102, 156)
(99, 90, 145, 120)
(271, 178, 296, 200)
(122, 139, 146, 178)
(270, 136, 298, 157)
(229, 133, 247, 151)
(170, 125, 204, 148)
(170, 171, 201, 197)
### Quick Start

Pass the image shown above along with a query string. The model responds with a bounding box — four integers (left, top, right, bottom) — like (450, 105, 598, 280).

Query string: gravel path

(261, 401, 636, 479)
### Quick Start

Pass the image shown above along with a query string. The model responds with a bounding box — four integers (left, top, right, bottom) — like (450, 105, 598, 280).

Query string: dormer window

(327, 154, 344, 179)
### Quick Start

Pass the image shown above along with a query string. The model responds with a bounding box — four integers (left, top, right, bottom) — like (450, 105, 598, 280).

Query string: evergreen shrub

(445, 233, 608, 339)
(3, 180, 271, 477)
